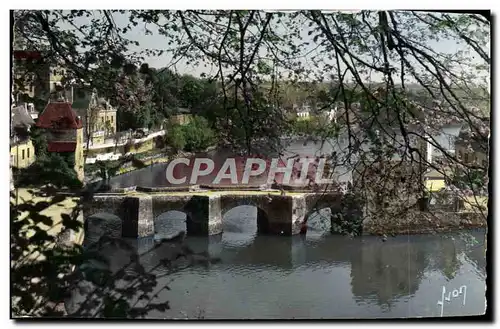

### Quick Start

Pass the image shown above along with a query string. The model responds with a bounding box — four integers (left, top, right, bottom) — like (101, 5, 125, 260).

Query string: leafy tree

(15, 153, 82, 190)
(182, 116, 216, 152)
(11, 9, 490, 318)
(150, 68, 181, 117)
(11, 151, 215, 318)
(165, 125, 186, 152)
(29, 125, 48, 158)
(165, 117, 216, 153)
(449, 167, 487, 193)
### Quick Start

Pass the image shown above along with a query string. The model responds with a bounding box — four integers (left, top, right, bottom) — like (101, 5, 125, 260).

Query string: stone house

(36, 101, 85, 182)
(73, 88, 117, 145)
(10, 104, 36, 169)
(455, 121, 489, 169)
(13, 53, 71, 111)
(169, 108, 193, 125)
(351, 132, 430, 224)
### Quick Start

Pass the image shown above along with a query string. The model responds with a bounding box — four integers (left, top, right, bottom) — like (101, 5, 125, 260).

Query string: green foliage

(289, 116, 341, 139)
(330, 189, 365, 236)
(148, 68, 219, 120)
(29, 126, 48, 158)
(182, 116, 216, 152)
(117, 107, 152, 131)
(15, 153, 82, 190)
(11, 194, 83, 317)
(449, 167, 487, 192)
(290, 118, 316, 135)
(165, 125, 186, 152)
(166, 116, 216, 152)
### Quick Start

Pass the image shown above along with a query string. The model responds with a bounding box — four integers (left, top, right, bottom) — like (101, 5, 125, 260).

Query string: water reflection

(84, 213, 122, 247)
(306, 208, 332, 239)
(76, 211, 486, 319)
(154, 210, 187, 240)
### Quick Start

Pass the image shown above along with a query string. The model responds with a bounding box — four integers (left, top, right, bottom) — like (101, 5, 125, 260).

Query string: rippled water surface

(77, 207, 486, 319)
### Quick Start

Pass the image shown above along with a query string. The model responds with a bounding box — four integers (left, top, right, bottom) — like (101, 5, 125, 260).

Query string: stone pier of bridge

(82, 192, 343, 238)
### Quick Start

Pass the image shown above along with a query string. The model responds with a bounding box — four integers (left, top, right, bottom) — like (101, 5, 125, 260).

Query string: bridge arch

(154, 210, 191, 238)
(220, 198, 271, 235)
(82, 199, 123, 223)
(302, 192, 343, 235)
(84, 212, 123, 245)
(303, 208, 332, 237)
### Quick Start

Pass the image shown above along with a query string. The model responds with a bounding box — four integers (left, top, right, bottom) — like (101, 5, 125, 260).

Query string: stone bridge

(82, 190, 343, 238)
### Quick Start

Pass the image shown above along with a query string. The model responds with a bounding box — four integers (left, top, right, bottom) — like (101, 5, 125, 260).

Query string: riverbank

(11, 188, 83, 262)
(363, 210, 487, 236)
(11, 188, 82, 317)
(84, 144, 219, 182)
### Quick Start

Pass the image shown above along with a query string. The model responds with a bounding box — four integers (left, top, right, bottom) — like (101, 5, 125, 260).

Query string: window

(102, 117, 105, 123)
(27, 148, 30, 159)
(53, 70, 57, 76)
(464, 153, 469, 163)
(22, 149, 25, 160)
(111, 116, 113, 123)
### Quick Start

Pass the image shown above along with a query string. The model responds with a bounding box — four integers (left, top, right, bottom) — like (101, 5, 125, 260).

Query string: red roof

(13, 51, 42, 60)
(36, 102, 83, 130)
(47, 141, 77, 152)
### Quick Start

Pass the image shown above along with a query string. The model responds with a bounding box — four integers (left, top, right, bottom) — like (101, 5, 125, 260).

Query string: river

(72, 209, 486, 319)
(70, 124, 487, 319)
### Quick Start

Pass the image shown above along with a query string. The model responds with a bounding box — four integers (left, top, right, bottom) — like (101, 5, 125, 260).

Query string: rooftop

(36, 102, 83, 130)
(11, 104, 35, 128)
(175, 107, 192, 114)
(455, 122, 490, 154)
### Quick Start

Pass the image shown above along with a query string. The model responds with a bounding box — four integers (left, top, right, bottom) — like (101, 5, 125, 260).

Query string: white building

(327, 107, 338, 123)
(295, 104, 311, 119)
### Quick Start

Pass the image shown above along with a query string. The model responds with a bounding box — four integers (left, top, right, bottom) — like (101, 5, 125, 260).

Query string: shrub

(182, 117, 216, 152)
(166, 125, 186, 151)
(330, 189, 365, 236)
(165, 116, 216, 152)
(15, 153, 82, 190)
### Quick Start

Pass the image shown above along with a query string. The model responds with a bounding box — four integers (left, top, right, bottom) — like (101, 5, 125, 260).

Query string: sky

(57, 10, 490, 84)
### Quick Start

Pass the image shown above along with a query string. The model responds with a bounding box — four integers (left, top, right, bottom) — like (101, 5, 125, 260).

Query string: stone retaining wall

(363, 210, 487, 235)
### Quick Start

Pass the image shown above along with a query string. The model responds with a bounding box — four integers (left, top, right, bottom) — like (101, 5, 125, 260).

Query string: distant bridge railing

(87, 182, 341, 195)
